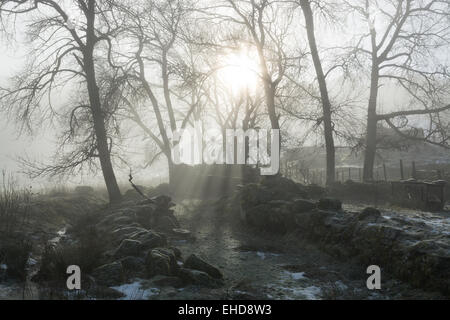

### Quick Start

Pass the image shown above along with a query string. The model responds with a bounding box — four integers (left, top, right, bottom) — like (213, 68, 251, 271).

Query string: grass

(0, 170, 33, 235)
(36, 214, 107, 286)
(0, 170, 34, 280)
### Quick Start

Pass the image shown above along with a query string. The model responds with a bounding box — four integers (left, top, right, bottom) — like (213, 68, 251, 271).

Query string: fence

(282, 160, 448, 186)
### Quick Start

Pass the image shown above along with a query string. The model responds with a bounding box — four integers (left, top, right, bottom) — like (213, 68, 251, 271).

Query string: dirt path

(167, 200, 445, 300)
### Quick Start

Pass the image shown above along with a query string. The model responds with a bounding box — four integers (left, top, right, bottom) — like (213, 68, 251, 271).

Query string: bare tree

(0, 0, 123, 203)
(344, 0, 450, 181)
(115, 0, 196, 187)
(296, 0, 336, 185)
(203, 0, 294, 138)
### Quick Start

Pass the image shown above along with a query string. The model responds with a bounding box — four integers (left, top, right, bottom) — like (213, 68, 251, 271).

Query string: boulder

(151, 195, 174, 209)
(157, 215, 179, 231)
(184, 254, 223, 279)
(134, 204, 158, 226)
(151, 275, 183, 288)
(318, 198, 342, 211)
(120, 256, 146, 275)
(177, 268, 223, 288)
(305, 184, 326, 199)
(112, 216, 134, 226)
(114, 239, 142, 258)
(260, 176, 309, 199)
(359, 207, 382, 222)
(240, 183, 272, 210)
(171, 228, 192, 240)
(132, 230, 166, 250)
(245, 204, 288, 234)
(290, 199, 317, 213)
(145, 248, 178, 277)
(111, 226, 147, 243)
(91, 261, 123, 287)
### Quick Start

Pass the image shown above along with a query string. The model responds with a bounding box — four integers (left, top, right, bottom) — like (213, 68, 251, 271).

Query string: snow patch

(283, 271, 307, 281)
(112, 281, 160, 300)
(335, 280, 348, 291)
(278, 285, 322, 300)
(27, 257, 37, 267)
(255, 251, 280, 260)
(290, 286, 322, 300)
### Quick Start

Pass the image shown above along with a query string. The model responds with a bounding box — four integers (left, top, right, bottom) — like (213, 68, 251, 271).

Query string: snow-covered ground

(112, 280, 160, 300)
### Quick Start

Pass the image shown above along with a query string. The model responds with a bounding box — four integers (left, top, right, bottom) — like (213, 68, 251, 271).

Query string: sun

(217, 49, 260, 96)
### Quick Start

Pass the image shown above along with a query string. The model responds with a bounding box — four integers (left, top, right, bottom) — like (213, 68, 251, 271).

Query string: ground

(161, 200, 446, 300)
(0, 195, 448, 300)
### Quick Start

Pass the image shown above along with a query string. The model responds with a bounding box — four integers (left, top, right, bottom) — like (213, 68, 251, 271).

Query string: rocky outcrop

(178, 268, 224, 288)
(184, 254, 223, 279)
(293, 209, 450, 295)
(114, 239, 142, 259)
(145, 248, 179, 277)
(92, 262, 124, 287)
(38, 193, 225, 294)
(232, 176, 450, 296)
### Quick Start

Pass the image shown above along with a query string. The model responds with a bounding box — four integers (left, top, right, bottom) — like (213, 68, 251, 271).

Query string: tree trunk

(81, 2, 122, 204)
(167, 155, 176, 193)
(84, 50, 122, 203)
(300, 0, 335, 186)
(363, 62, 380, 182)
(265, 85, 280, 131)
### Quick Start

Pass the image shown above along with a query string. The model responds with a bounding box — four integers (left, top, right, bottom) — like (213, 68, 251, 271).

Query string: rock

(112, 216, 134, 225)
(114, 239, 142, 258)
(134, 204, 158, 226)
(318, 198, 342, 211)
(124, 186, 149, 200)
(138, 199, 155, 205)
(131, 230, 166, 250)
(171, 228, 192, 240)
(157, 215, 179, 231)
(290, 199, 317, 213)
(151, 195, 174, 209)
(111, 226, 147, 243)
(177, 268, 223, 288)
(260, 176, 308, 199)
(91, 262, 124, 287)
(305, 184, 326, 199)
(245, 204, 288, 234)
(151, 275, 183, 288)
(184, 254, 223, 279)
(359, 207, 382, 222)
(145, 248, 178, 277)
(240, 183, 272, 209)
(120, 256, 146, 275)
(170, 247, 182, 259)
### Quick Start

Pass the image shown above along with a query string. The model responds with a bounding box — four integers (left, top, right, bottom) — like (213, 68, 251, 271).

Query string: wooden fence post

(400, 160, 404, 180)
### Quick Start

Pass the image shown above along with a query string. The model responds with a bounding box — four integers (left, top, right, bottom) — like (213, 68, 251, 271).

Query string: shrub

(0, 237, 32, 281)
(37, 216, 107, 285)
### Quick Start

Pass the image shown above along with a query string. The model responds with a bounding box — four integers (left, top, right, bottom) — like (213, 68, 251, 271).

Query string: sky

(0, 1, 448, 188)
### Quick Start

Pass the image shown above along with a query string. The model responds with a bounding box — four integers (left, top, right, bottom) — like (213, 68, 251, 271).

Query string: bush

(0, 237, 32, 281)
(36, 224, 107, 285)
